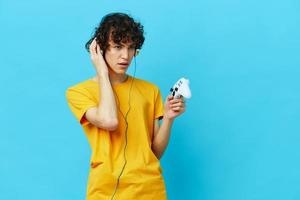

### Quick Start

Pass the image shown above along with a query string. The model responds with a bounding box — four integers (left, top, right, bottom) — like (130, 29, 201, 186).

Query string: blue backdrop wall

(1, 0, 300, 199)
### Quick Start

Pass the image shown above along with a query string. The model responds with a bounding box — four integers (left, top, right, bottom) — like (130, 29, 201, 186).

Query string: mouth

(118, 63, 129, 68)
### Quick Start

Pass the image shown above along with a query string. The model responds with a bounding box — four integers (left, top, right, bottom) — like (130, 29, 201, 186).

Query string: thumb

(167, 95, 174, 101)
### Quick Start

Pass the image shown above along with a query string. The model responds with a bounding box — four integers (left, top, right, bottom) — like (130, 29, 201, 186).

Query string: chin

(118, 68, 128, 73)
(112, 70, 127, 75)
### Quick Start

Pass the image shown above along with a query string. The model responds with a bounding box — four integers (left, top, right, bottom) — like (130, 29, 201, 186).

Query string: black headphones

(135, 49, 140, 57)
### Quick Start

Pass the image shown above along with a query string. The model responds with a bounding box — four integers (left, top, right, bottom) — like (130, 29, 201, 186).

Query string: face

(104, 38, 136, 75)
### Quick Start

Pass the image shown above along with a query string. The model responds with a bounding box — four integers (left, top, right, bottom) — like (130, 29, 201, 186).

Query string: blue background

(1, 0, 300, 199)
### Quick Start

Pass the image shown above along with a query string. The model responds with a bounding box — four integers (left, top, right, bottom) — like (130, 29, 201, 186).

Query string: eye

(115, 45, 122, 49)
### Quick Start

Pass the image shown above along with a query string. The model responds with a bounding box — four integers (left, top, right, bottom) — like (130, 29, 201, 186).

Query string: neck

(92, 71, 128, 84)
(108, 72, 128, 85)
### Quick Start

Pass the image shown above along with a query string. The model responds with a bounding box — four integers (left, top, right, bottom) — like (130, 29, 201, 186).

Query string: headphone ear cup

(135, 49, 140, 56)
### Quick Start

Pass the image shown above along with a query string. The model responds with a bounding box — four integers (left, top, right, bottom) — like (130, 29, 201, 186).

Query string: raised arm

(85, 39, 119, 131)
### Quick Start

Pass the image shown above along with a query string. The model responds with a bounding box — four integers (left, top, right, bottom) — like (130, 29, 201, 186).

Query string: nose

(121, 48, 129, 59)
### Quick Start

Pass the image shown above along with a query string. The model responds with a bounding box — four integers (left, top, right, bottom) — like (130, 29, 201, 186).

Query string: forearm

(96, 72, 118, 124)
(152, 116, 174, 159)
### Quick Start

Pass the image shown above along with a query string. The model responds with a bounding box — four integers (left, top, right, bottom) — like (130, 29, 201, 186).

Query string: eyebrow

(114, 43, 136, 48)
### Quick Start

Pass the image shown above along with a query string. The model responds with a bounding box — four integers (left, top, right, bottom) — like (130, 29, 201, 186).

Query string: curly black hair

(85, 12, 145, 53)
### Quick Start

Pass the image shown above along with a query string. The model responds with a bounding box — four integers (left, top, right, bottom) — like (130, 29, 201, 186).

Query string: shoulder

(65, 78, 95, 97)
(132, 76, 161, 92)
(131, 77, 163, 102)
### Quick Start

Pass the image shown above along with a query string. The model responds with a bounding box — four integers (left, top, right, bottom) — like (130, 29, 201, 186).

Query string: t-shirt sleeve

(65, 86, 97, 126)
(154, 87, 164, 120)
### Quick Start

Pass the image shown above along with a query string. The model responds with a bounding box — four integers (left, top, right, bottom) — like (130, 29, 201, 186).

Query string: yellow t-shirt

(65, 75, 167, 200)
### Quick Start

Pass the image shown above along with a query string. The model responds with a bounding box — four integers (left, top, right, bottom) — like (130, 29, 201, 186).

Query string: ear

(135, 49, 140, 57)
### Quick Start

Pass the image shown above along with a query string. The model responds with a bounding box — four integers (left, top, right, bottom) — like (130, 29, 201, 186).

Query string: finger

(170, 102, 184, 108)
(96, 43, 100, 55)
(170, 98, 183, 104)
(172, 106, 185, 113)
(171, 106, 184, 111)
(90, 39, 96, 55)
(172, 106, 182, 111)
(170, 99, 178, 103)
(181, 98, 185, 104)
(179, 97, 185, 103)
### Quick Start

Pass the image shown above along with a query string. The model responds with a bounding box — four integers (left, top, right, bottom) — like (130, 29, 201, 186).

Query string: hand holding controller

(170, 77, 192, 99)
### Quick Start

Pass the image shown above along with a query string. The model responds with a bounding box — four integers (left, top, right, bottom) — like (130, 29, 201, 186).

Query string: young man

(66, 13, 185, 200)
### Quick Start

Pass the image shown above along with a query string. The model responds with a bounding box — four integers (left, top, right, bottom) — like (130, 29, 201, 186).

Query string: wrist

(96, 70, 109, 78)
(96, 72, 110, 83)
(95, 63, 108, 74)
(162, 115, 175, 124)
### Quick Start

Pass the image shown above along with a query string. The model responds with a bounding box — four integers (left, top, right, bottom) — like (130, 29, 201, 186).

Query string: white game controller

(170, 77, 192, 99)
